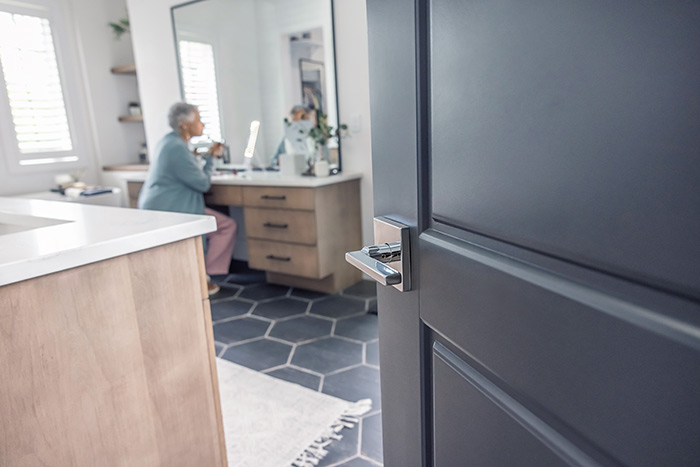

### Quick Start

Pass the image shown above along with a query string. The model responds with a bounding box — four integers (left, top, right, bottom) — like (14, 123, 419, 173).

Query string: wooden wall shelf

(111, 64, 136, 75)
(118, 115, 143, 123)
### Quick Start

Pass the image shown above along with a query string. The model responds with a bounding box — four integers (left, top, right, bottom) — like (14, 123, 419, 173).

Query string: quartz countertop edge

(0, 197, 216, 287)
(121, 170, 362, 187)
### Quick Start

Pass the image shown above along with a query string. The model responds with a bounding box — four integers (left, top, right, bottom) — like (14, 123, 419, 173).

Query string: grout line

(272, 312, 309, 323)
(362, 342, 367, 365)
(286, 343, 297, 365)
(333, 334, 365, 345)
(287, 363, 324, 378)
(211, 314, 249, 325)
(225, 336, 265, 347)
(265, 335, 293, 346)
(324, 362, 363, 377)
(295, 335, 330, 346)
(309, 313, 337, 323)
(358, 417, 365, 459)
(233, 296, 257, 304)
(260, 363, 287, 374)
(286, 295, 311, 304)
(358, 454, 383, 466)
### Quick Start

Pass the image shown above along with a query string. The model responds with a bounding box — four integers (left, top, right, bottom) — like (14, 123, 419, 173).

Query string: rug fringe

(291, 398, 373, 467)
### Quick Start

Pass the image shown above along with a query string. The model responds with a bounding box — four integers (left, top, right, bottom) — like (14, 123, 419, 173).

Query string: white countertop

(0, 197, 216, 287)
(122, 170, 362, 187)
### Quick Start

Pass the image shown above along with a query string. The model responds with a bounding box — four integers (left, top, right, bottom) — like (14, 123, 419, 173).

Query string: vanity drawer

(243, 186, 315, 210)
(244, 207, 317, 245)
(205, 185, 243, 205)
(248, 239, 321, 279)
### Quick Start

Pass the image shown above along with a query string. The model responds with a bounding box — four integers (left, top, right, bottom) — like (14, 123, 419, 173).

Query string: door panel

(430, 0, 700, 298)
(433, 343, 588, 467)
(421, 231, 700, 466)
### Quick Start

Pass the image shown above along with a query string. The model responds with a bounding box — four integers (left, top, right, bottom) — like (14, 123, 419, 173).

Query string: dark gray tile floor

(211, 275, 383, 467)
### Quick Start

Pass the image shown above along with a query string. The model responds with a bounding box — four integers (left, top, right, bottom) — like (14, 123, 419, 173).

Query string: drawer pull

(261, 195, 286, 200)
(266, 254, 291, 262)
(263, 222, 289, 229)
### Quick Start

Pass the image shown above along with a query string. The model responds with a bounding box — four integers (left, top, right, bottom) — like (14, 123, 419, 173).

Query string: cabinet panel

(244, 207, 317, 245)
(248, 239, 321, 278)
(243, 186, 315, 210)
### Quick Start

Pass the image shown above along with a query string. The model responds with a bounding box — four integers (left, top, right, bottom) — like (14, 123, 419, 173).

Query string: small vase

(316, 143, 330, 163)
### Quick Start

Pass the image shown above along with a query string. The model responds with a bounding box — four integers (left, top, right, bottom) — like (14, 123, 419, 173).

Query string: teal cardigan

(138, 131, 214, 215)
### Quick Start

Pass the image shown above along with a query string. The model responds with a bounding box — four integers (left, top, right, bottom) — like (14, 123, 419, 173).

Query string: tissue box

(279, 153, 306, 175)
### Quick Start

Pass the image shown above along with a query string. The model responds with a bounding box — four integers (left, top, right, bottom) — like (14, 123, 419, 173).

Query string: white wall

(126, 0, 374, 246)
(0, 0, 144, 197)
(334, 0, 374, 246)
(71, 0, 146, 168)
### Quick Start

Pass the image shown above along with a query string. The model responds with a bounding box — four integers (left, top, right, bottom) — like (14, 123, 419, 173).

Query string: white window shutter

(178, 40, 223, 142)
(0, 12, 74, 158)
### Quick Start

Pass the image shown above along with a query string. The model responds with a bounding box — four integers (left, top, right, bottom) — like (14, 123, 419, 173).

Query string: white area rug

(216, 358, 372, 467)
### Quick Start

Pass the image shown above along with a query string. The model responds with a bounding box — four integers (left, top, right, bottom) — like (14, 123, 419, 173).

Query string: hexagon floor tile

(211, 298, 253, 322)
(311, 296, 367, 320)
(269, 315, 333, 343)
(238, 283, 290, 301)
(361, 413, 384, 464)
(342, 280, 378, 299)
(322, 365, 382, 412)
(213, 317, 270, 344)
(210, 278, 382, 466)
(252, 297, 308, 320)
(210, 284, 240, 302)
(263, 366, 320, 391)
(220, 339, 292, 371)
(292, 337, 363, 374)
(366, 340, 380, 367)
(334, 314, 379, 342)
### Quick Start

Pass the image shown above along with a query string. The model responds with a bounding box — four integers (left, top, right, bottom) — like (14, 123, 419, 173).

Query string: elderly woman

(138, 102, 236, 295)
(269, 104, 312, 167)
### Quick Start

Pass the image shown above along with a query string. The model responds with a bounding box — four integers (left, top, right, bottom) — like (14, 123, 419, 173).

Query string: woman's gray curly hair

(168, 102, 197, 131)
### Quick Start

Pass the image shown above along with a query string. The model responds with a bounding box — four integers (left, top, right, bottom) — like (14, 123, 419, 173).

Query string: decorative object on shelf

(128, 102, 142, 116)
(108, 17, 130, 40)
(138, 143, 148, 164)
(118, 115, 143, 123)
(110, 63, 136, 75)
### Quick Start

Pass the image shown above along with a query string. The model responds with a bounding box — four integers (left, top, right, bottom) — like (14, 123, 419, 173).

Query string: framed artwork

(299, 59, 326, 116)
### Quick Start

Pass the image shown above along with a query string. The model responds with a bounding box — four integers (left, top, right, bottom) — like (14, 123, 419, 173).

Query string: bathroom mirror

(171, 0, 342, 171)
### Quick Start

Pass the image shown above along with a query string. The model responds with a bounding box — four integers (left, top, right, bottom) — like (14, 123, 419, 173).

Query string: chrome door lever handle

(345, 250, 402, 286)
(345, 217, 411, 292)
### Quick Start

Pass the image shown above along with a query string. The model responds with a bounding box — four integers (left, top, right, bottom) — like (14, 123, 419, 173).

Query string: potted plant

(285, 112, 348, 173)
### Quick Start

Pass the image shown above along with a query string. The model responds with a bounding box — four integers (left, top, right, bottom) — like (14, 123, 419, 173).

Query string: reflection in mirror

(171, 0, 341, 171)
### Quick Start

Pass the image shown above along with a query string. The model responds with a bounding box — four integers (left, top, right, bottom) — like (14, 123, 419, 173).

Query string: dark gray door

(366, 1, 700, 465)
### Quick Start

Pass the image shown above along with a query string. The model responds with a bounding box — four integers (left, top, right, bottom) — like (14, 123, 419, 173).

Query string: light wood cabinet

(0, 238, 226, 466)
(127, 179, 362, 293)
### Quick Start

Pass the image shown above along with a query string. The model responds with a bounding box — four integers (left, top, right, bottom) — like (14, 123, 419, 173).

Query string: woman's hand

(208, 142, 224, 157)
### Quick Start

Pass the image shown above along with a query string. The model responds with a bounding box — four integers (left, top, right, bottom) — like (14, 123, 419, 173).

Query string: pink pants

(204, 208, 237, 275)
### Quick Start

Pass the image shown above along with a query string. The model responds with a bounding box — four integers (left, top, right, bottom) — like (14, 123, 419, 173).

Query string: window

(178, 40, 223, 142)
(0, 4, 79, 168)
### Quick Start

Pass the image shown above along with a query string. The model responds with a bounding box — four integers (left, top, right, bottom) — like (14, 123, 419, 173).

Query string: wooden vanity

(0, 198, 225, 466)
(127, 173, 362, 293)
